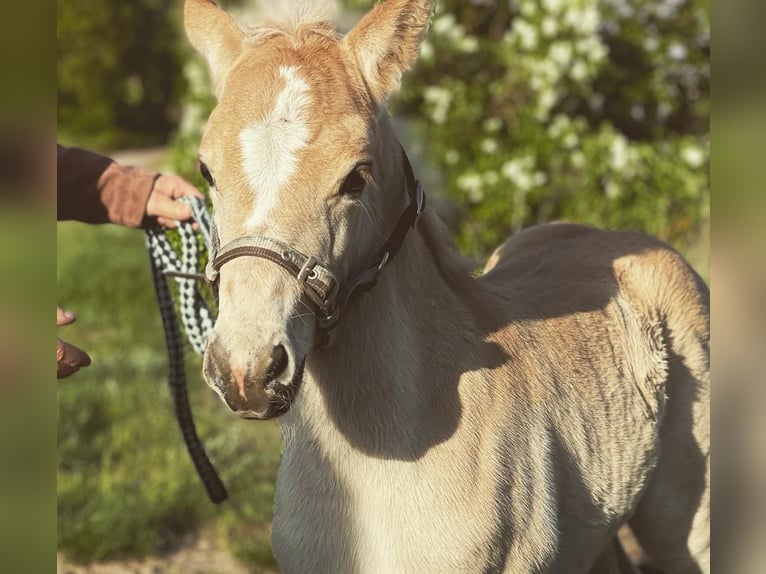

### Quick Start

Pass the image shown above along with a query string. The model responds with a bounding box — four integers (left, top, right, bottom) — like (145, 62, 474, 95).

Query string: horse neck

(287, 212, 492, 460)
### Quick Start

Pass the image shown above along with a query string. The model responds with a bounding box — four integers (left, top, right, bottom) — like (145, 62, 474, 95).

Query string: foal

(184, 1, 710, 572)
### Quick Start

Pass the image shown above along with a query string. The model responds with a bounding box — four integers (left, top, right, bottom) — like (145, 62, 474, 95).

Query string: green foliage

(57, 0, 186, 149)
(393, 0, 709, 261)
(57, 223, 280, 568)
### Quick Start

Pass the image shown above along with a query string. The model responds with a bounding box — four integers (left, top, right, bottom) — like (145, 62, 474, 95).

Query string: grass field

(57, 222, 281, 571)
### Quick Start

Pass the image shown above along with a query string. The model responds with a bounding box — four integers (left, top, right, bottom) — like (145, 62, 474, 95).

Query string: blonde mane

(248, 0, 339, 35)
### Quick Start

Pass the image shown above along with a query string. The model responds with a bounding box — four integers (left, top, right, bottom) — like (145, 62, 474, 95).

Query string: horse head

(184, 0, 433, 418)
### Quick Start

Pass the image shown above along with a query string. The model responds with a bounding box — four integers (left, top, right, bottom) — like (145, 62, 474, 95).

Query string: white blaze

(239, 66, 311, 230)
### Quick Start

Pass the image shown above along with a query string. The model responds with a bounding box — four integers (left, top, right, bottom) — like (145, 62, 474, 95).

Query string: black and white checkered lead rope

(145, 196, 227, 503)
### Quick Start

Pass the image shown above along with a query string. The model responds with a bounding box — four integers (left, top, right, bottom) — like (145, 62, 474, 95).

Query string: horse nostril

(265, 344, 289, 382)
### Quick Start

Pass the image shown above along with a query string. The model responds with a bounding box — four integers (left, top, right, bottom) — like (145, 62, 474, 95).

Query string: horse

(183, 1, 710, 572)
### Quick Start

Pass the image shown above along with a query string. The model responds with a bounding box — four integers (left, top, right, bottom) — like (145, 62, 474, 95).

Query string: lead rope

(145, 196, 227, 503)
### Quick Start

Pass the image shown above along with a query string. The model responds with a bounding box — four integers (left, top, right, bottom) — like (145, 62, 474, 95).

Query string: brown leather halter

(204, 147, 426, 338)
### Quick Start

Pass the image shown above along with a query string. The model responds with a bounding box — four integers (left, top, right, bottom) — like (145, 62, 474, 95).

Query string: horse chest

(272, 447, 501, 573)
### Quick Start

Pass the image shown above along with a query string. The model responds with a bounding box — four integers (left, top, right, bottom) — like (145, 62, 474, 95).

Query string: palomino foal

(184, 1, 710, 572)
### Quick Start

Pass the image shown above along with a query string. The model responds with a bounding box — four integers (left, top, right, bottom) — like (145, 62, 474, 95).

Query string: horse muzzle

(203, 336, 304, 419)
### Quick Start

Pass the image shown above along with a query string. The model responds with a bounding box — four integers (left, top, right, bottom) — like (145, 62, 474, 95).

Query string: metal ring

(307, 269, 318, 280)
(281, 250, 292, 261)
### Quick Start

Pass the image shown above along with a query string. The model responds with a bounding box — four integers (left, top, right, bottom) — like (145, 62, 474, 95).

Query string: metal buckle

(318, 311, 340, 330)
(378, 251, 390, 272)
(297, 255, 319, 282)
(414, 181, 425, 224)
(204, 259, 219, 283)
(373, 251, 390, 283)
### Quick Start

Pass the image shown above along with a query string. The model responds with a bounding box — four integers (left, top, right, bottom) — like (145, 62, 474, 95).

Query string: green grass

(57, 222, 281, 570)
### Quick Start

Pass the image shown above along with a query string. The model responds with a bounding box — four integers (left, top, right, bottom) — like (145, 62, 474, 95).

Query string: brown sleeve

(57, 145, 158, 227)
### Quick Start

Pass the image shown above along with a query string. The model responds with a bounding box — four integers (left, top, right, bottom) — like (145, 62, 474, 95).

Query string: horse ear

(343, 0, 434, 104)
(184, 0, 245, 96)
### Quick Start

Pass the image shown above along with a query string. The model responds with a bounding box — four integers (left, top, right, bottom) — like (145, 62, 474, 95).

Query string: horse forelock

(249, 0, 340, 36)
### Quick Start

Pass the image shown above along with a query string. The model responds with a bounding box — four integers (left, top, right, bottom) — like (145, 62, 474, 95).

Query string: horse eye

(340, 167, 368, 196)
(199, 161, 215, 186)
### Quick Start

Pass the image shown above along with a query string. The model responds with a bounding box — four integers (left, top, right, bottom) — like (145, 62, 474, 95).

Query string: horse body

(183, 0, 709, 571)
(271, 218, 708, 573)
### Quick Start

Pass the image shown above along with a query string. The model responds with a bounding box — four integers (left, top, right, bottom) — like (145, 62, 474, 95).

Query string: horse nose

(203, 340, 290, 412)
(265, 344, 289, 385)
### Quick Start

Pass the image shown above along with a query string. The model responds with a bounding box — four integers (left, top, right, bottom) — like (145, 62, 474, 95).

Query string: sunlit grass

(57, 222, 280, 570)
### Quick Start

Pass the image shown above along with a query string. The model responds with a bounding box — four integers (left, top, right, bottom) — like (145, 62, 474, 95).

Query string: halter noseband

(204, 147, 426, 337)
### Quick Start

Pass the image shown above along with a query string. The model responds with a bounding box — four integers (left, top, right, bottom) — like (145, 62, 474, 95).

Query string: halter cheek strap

(204, 147, 426, 336)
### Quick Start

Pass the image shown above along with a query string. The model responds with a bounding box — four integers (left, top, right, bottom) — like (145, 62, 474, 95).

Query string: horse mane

(249, 0, 339, 36)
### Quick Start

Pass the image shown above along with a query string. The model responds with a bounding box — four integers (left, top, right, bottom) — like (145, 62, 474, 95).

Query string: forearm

(57, 145, 157, 227)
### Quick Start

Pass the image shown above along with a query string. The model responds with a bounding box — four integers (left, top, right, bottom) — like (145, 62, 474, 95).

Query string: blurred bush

(394, 0, 709, 261)
(171, 0, 709, 270)
(57, 0, 186, 149)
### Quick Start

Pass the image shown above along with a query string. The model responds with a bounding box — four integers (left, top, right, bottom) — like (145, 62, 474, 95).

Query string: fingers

(156, 216, 200, 230)
(147, 194, 195, 224)
(154, 174, 205, 200)
(57, 338, 91, 379)
(57, 307, 76, 327)
(146, 174, 205, 226)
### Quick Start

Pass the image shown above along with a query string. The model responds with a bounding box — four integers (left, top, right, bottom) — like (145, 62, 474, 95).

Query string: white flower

(548, 114, 570, 138)
(563, 132, 579, 149)
(520, 2, 537, 17)
(611, 0, 634, 18)
(643, 36, 660, 52)
(457, 172, 483, 192)
(513, 19, 538, 51)
(502, 157, 535, 191)
(605, 180, 621, 200)
(537, 88, 558, 119)
(550, 42, 573, 68)
(655, 1, 678, 20)
(432, 12, 465, 43)
(459, 36, 479, 53)
(423, 86, 453, 125)
(542, 0, 564, 15)
(668, 42, 688, 61)
(610, 135, 629, 172)
(570, 60, 588, 82)
(458, 172, 484, 202)
(481, 138, 499, 154)
(571, 151, 586, 168)
(579, 5, 600, 34)
(577, 35, 607, 64)
(483, 117, 503, 132)
(445, 149, 460, 165)
(432, 13, 457, 36)
(420, 39, 434, 61)
(682, 146, 705, 168)
(541, 17, 558, 38)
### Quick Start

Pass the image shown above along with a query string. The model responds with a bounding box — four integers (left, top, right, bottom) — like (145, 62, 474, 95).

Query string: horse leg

(628, 354, 710, 574)
(588, 537, 640, 574)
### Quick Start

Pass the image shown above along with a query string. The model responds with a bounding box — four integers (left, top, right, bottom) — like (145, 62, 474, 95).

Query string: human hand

(57, 307, 91, 379)
(146, 174, 205, 228)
